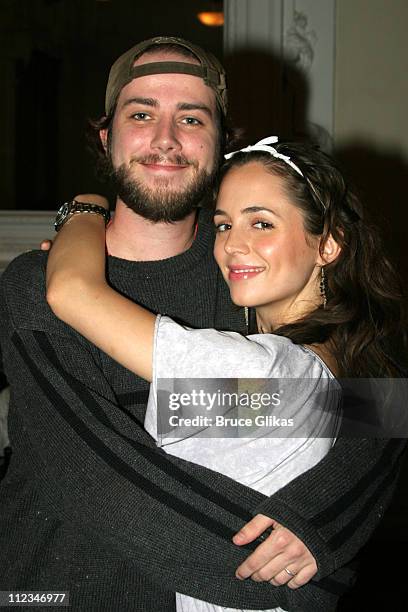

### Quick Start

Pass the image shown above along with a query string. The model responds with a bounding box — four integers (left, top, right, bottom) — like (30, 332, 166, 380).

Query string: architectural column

(224, 0, 336, 148)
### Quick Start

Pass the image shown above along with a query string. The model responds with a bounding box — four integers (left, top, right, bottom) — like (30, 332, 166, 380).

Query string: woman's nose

(224, 230, 250, 255)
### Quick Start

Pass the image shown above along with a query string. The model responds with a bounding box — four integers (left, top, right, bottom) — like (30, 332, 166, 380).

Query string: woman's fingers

(40, 240, 53, 251)
(269, 562, 318, 589)
(233, 513, 275, 546)
(234, 515, 317, 587)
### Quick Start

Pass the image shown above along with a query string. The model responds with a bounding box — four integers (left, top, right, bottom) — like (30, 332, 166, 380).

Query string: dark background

(0, 0, 224, 210)
(1, 0, 407, 285)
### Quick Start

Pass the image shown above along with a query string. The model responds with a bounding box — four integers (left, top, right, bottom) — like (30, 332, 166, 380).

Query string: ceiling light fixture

(197, 11, 224, 27)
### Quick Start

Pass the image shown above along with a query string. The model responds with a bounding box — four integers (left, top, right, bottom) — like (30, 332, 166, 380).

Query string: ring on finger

(284, 567, 297, 577)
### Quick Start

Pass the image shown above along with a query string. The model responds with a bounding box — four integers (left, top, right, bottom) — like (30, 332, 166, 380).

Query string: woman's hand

(234, 514, 318, 589)
(40, 239, 53, 251)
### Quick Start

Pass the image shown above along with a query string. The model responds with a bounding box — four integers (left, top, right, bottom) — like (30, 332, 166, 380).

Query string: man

(0, 36, 404, 611)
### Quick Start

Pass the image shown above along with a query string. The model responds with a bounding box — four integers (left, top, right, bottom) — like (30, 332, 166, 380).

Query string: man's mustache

(130, 154, 198, 168)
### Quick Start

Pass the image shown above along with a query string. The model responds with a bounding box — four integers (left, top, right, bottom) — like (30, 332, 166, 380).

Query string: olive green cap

(105, 35, 227, 117)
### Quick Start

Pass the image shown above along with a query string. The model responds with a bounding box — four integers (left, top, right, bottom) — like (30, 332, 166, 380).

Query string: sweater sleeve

(1, 253, 399, 610)
(150, 317, 406, 579)
(0, 254, 342, 612)
(254, 435, 406, 579)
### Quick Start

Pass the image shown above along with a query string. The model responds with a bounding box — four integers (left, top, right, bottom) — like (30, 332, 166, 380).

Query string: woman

(46, 138, 405, 612)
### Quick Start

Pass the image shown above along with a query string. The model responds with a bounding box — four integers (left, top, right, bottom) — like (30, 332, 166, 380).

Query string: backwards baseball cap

(105, 35, 227, 118)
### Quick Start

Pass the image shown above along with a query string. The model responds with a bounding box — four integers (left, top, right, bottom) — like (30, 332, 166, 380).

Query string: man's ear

(318, 234, 341, 265)
(100, 128, 108, 153)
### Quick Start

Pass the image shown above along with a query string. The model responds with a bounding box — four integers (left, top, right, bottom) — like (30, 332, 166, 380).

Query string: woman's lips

(228, 266, 265, 281)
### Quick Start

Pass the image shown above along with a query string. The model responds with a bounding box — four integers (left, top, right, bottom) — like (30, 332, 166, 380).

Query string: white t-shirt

(145, 316, 341, 612)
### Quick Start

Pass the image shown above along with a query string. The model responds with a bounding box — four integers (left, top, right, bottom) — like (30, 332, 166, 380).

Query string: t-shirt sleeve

(153, 315, 289, 379)
(146, 315, 338, 443)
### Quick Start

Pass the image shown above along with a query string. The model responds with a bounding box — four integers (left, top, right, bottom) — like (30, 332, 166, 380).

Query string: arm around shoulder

(46, 212, 155, 382)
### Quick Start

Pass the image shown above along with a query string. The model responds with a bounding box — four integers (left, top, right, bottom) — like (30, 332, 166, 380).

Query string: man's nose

(150, 118, 181, 153)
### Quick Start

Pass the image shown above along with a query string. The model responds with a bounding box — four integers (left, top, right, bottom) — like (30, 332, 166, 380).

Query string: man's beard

(109, 154, 219, 223)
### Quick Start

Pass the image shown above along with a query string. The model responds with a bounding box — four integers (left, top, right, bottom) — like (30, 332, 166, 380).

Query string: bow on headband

(224, 136, 304, 177)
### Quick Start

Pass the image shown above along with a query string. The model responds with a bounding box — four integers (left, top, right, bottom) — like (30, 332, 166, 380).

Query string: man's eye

(132, 112, 150, 121)
(253, 221, 273, 230)
(181, 117, 202, 126)
(215, 223, 231, 233)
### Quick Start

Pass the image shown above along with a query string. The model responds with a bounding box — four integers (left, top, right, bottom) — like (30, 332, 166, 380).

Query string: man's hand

(233, 514, 318, 589)
(40, 194, 109, 251)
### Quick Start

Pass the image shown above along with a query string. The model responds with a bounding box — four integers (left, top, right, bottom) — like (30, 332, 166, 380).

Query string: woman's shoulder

(249, 333, 337, 379)
(302, 343, 338, 378)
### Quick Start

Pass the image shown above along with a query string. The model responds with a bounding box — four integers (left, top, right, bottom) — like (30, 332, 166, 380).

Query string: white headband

(224, 136, 304, 177)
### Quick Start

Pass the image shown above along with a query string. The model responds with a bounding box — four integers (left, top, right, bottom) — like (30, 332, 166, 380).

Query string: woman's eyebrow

(214, 205, 281, 217)
(242, 205, 281, 217)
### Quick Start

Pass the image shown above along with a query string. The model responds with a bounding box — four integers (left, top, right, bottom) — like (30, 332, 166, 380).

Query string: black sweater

(0, 210, 404, 611)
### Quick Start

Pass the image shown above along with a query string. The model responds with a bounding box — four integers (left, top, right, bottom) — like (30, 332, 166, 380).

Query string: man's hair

(87, 42, 236, 179)
(105, 36, 228, 118)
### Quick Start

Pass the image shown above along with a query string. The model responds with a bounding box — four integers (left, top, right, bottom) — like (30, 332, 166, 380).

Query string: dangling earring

(244, 306, 249, 331)
(320, 266, 327, 309)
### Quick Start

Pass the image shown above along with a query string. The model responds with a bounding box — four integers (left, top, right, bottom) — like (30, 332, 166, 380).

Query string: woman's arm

(46, 195, 320, 590)
(44, 196, 319, 590)
(46, 198, 154, 382)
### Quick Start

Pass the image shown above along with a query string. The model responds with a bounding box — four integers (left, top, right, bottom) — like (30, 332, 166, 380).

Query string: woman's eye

(215, 223, 231, 233)
(253, 221, 273, 230)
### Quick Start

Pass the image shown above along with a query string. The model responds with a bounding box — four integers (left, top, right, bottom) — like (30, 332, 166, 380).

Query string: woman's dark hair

(220, 143, 407, 377)
(87, 43, 237, 179)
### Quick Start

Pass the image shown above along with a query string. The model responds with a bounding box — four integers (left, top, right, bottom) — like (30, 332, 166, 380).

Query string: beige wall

(335, 0, 408, 156)
(335, 0, 408, 282)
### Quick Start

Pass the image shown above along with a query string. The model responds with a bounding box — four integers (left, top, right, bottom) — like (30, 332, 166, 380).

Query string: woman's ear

(318, 234, 341, 265)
